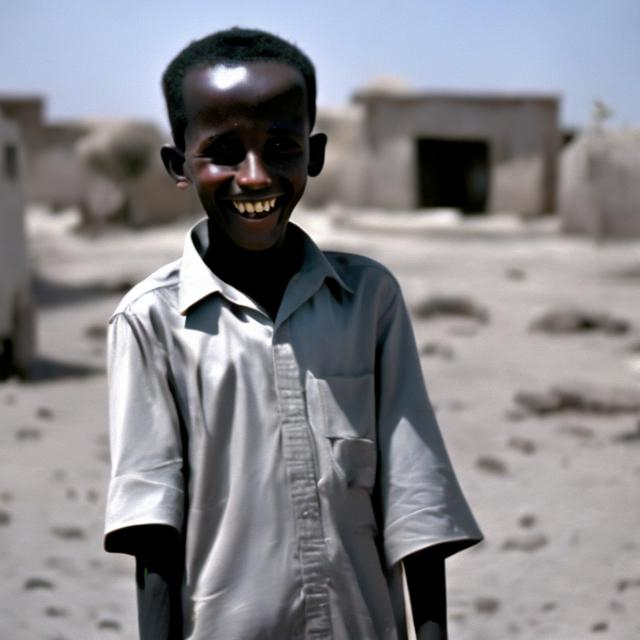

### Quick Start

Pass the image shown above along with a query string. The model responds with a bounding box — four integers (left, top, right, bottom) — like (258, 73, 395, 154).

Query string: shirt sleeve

(375, 278, 483, 568)
(104, 311, 185, 552)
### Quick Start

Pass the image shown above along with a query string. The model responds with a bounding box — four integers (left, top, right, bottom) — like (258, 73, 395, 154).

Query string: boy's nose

(236, 152, 272, 190)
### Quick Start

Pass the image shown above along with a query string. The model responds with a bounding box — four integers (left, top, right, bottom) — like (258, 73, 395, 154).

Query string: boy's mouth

(230, 197, 280, 220)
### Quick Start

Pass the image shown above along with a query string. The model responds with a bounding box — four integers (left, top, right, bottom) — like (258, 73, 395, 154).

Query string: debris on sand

(617, 577, 640, 592)
(36, 406, 54, 421)
(24, 577, 55, 591)
(505, 267, 527, 281)
(514, 383, 640, 416)
(558, 424, 595, 439)
(612, 422, 640, 444)
(412, 295, 490, 323)
(501, 533, 548, 552)
(530, 307, 630, 335)
(420, 341, 455, 360)
(475, 597, 501, 614)
(518, 514, 537, 529)
(476, 455, 508, 476)
(0, 509, 10, 526)
(84, 324, 107, 340)
(507, 436, 537, 454)
(51, 526, 86, 540)
(97, 619, 122, 631)
(15, 426, 42, 441)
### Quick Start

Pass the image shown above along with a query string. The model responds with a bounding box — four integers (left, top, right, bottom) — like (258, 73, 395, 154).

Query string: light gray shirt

(105, 219, 482, 640)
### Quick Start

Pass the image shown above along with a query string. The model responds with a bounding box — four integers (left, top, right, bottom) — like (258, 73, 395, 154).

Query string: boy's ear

(307, 133, 327, 178)
(161, 144, 190, 190)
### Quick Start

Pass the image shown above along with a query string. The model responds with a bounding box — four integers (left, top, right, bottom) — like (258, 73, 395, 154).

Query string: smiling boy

(104, 28, 482, 640)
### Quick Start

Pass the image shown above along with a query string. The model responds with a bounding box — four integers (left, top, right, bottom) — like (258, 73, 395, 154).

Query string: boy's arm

(404, 548, 447, 640)
(404, 540, 475, 639)
(135, 525, 183, 640)
(374, 279, 483, 638)
(108, 524, 183, 640)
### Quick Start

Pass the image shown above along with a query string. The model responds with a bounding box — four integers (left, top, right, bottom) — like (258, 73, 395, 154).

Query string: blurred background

(0, 2, 639, 639)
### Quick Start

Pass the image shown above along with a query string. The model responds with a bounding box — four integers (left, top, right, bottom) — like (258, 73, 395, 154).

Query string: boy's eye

(203, 138, 245, 165)
(264, 136, 302, 160)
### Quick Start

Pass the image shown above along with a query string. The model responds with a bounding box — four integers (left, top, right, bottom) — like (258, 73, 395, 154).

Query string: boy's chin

(208, 214, 291, 251)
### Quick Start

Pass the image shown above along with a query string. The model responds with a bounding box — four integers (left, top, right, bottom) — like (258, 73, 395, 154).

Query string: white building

(0, 111, 35, 376)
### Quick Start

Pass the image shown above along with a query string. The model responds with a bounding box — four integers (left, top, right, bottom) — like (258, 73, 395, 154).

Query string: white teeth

(231, 198, 278, 216)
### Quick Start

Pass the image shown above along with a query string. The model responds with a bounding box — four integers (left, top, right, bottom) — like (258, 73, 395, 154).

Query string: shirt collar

(178, 218, 352, 316)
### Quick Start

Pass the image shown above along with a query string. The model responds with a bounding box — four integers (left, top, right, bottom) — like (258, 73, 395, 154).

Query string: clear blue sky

(1, 0, 638, 130)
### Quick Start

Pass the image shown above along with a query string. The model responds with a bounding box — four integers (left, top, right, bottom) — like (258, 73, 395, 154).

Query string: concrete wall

(0, 113, 35, 371)
(302, 106, 368, 208)
(354, 92, 560, 215)
(560, 128, 640, 238)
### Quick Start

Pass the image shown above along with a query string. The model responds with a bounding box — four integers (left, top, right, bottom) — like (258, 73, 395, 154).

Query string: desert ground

(1, 205, 639, 640)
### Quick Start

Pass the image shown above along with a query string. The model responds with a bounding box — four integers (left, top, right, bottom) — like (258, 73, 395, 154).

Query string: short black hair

(162, 27, 317, 149)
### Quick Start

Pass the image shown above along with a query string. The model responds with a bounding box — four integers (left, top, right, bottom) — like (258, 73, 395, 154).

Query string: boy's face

(169, 61, 325, 251)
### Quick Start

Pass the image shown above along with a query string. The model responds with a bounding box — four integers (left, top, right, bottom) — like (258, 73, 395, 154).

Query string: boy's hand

(417, 620, 447, 640)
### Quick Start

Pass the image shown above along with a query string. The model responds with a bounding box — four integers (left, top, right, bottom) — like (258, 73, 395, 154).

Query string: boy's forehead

(182, 61, 308, 124)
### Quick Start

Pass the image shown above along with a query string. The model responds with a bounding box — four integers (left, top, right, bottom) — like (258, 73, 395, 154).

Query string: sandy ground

(1, 206, 639, 639)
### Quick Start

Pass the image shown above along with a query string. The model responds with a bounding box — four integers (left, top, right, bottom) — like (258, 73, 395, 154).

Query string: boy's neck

(203, 220, 303, 320)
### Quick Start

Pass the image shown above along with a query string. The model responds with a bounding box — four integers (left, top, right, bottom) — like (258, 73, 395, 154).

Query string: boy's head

(161, 28, 326, 252)
(162, 28, 317, 151)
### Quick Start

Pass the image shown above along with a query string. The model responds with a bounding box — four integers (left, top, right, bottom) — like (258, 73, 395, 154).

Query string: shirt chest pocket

(305, 371, 377, 490)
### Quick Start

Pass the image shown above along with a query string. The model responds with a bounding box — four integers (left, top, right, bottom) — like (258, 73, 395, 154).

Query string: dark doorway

(416, 138, 490, 213)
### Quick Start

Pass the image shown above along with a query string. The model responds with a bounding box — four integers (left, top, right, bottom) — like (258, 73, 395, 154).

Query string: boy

(104, 28, 482, 640)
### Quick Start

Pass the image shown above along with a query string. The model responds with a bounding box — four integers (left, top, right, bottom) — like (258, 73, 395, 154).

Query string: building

(0, 96, 199, 226)
(560, 127, 640, 239)
(305, 84, 561, 216)
(0, 110, 35, 377)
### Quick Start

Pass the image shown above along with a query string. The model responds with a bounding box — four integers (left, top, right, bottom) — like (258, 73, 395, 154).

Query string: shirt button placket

(273, 323, 332, 640)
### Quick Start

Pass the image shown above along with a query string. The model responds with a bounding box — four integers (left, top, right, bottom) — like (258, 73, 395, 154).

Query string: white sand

(1, 207, 638, 639)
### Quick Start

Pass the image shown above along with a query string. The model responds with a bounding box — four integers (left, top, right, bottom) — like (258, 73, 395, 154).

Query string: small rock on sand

(507, 436, 537, 454)
(501, 533, 548, 552)
(36, 407, 54, 421)
(413, 295, 490, 323)
(515, 383, 640, 415)
(617, 577, 640, 592)
(558, 424, 595, 439)
(611, 422, 640, 443)
(590, 620, 609, 632)
(505, 267, 527, 281)
(531, 308, 630, 335)
(24, 577, 55, 591)
(475, 597, 501, 614)
(0, 509, 11, 526)
(15, 426, 42, 441)
(518, 513, 537, 529)
(51, 526, 86, 540)
(476, 456, 508, 476)
(97, 618, 121, 631)
(420, 341, 455, 360)
(84, 324, 107, 340)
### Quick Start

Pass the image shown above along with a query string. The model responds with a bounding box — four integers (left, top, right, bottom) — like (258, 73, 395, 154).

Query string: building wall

(355, 93, 560, 215)
(560, 128, 640, 238)
(0, 113, 35, 370)
(302, 106, 368, 208)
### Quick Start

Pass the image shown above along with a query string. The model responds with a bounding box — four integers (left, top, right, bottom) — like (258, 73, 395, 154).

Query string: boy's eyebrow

(268, 124, 305, 135)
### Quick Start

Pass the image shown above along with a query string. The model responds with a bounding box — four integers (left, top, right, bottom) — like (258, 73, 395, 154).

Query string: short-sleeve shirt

(104, 218, 482, 640)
